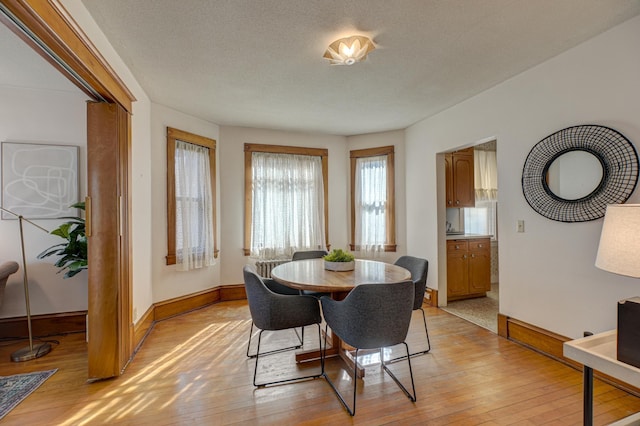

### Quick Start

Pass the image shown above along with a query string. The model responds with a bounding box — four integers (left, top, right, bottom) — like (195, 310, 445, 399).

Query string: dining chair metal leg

(322, 326, 416, 416)
(246, 322, 304, 358)
(321, 324, 357, 415)
(386, 307, 431, 363)
(415, 307, 431, 355)
(253, 323, 323, 387)
(382, 342, 417, 402)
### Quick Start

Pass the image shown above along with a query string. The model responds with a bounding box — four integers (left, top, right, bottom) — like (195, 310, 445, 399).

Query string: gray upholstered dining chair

(243, 265, 324, 387)
(245, 270, 304, 358)
(292, 250, 328, 261)
(320, 281, 416, 416)
(391, 255, 430, 359)
(292, 250, 329, 298)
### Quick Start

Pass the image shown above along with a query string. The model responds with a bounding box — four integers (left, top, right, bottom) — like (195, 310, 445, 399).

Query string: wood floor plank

(1, 300, 639, 425)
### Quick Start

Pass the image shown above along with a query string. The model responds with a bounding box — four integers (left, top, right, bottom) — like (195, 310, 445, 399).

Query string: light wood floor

(1, 301, 639, 425)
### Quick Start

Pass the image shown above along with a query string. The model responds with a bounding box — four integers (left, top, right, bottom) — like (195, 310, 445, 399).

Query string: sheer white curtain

(251, 152, 325, 260)
(175, 140, 216, 271)
(354, 155, 387, 255)
(465, 149, 498, 239)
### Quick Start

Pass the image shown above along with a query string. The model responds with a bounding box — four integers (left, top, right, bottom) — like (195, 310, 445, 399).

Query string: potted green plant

(323, 248, 355, 271)
(38, 202, 87, 278)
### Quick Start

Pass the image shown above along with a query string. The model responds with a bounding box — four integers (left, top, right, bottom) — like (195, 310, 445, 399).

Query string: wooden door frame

(1, 0, 136, 379)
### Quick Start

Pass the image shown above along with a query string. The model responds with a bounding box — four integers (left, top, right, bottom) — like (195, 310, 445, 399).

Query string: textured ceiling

(71, 1, 640, 135)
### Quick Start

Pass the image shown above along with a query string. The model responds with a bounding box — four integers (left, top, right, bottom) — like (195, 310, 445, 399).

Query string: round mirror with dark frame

(522, 125, 638, 222)
(544, 148, 605, 201)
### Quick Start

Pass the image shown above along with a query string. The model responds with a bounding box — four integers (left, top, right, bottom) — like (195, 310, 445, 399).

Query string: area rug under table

(0, 369, 57, 420)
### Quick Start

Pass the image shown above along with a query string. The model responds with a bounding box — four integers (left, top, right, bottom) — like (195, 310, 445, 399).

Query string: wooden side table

(564, 330, 640, 426)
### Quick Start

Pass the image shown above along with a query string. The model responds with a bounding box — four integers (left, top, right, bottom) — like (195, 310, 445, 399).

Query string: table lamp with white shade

(595, 203, 640, 368)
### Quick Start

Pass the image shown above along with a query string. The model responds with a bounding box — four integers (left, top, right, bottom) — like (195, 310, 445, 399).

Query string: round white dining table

(271, 258, 411, 294)
(271, 258, 411, 377)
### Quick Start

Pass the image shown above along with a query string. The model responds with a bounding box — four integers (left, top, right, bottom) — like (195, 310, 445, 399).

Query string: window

(166, 127, 218, 269)
(350, 146, 396, 253)
(464, 200, 497, 239)
(244, 144, 328, 259)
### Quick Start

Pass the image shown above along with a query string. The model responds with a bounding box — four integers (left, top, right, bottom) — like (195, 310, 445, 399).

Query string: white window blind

(250, 152, 326, 260)
(175, 140, 216, 271)
(464, 200, 497, 239)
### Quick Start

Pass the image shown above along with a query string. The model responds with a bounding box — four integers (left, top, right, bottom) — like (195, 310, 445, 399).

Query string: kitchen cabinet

(447, 237, 491, 301)
(445, 147, 475, 208)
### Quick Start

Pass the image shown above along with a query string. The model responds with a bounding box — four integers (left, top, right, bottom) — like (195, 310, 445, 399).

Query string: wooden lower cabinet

(447, 238, 491, 301)
(447, 242, 469, 299)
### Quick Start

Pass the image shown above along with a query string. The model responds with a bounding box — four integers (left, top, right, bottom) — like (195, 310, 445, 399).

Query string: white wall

(346, 130, 407, 263)
(38, 4, 640, 339)
(150, 103, 221, 302)
(0, 85, 88, 318)
(406, 15, 640, 339)
(51, 3, 353, 316)
(219, 126, 348, 285)
(1, 3, 387, 322)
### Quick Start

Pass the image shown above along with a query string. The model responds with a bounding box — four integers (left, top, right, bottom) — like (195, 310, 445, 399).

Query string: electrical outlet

(517, 220, 525, 233)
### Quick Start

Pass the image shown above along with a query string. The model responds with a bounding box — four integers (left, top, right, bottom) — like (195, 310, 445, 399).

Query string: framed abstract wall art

(1, 142, 80, 219)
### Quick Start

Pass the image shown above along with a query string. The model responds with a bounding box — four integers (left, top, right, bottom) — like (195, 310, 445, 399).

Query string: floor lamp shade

(595, 204, 640, 278)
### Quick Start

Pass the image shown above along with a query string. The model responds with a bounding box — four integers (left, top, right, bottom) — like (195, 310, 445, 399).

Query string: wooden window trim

(243, 143, 329, 256)
(166, 127, 218, 265)
(349, 146, 397, 252)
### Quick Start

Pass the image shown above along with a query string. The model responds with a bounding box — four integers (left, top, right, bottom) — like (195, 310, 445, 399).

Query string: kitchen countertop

(446, 233, 493, 240)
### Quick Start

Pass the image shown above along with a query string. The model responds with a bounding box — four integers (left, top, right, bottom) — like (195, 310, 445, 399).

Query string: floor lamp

(0, 206, 52, 362)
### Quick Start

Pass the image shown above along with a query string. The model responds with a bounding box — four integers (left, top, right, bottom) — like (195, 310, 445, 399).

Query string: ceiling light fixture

(323, 35, 375, 65)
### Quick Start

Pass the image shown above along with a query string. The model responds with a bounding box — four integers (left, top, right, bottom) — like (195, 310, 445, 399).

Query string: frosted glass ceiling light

(324, 35, 375, 65)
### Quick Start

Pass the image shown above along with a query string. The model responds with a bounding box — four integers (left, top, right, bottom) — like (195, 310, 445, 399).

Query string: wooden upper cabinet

(445, 148, 475, 208)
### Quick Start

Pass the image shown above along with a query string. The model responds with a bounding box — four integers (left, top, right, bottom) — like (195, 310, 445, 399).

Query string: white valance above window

(475, 150, 498, 201)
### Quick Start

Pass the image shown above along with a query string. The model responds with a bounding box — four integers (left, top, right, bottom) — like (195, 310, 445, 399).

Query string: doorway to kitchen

(441, 140, 499, 333)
